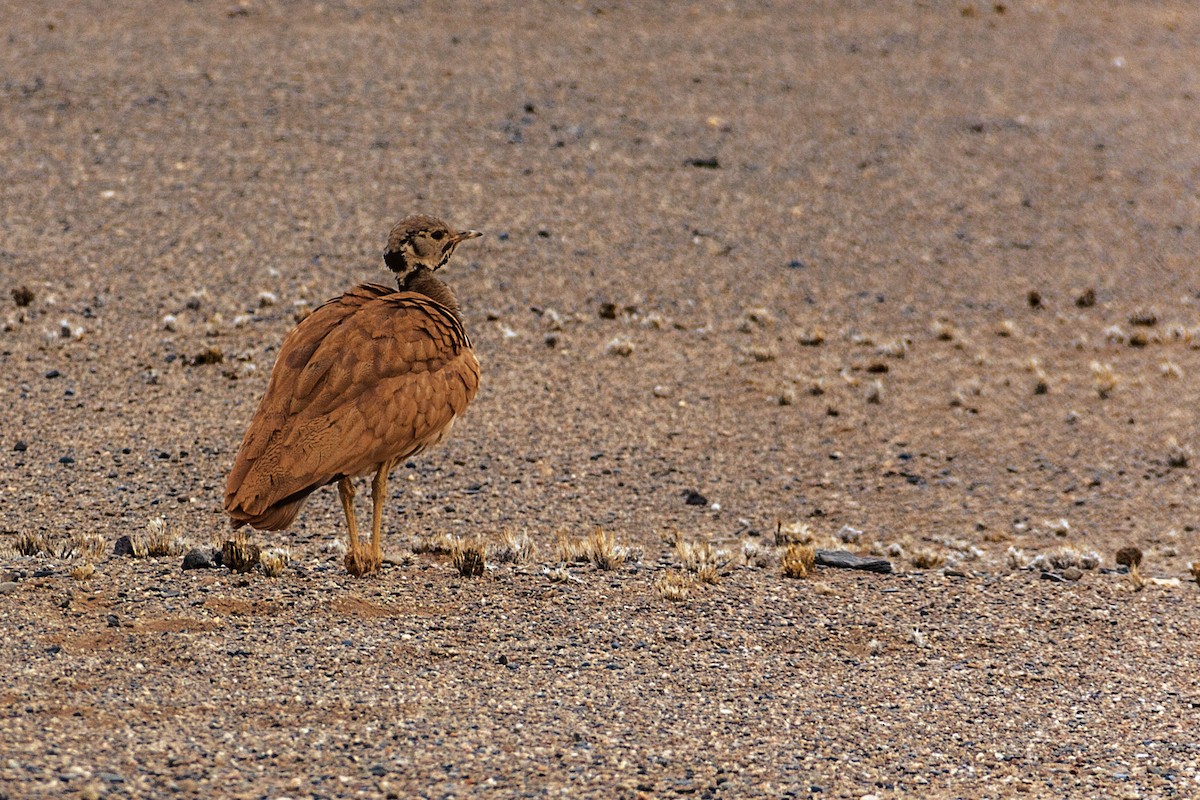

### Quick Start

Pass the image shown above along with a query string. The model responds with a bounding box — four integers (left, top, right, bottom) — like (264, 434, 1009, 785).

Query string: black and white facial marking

(384, 214, 482, 274)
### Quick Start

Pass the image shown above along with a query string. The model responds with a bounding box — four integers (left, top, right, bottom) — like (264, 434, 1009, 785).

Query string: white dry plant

(1090, 361, 1118, 398)
(655, 570, 696, 602)
(490, 528, 537, 565)
(1029, 547, 1101, 572)
(673, 535, 731, 584)
(740, 539, 778, 569)
(129, 516, 187, 558)
(259, 547, 291, 578)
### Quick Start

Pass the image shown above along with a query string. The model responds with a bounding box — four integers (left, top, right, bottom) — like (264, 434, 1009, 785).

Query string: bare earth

(3, 2, 1200, 798)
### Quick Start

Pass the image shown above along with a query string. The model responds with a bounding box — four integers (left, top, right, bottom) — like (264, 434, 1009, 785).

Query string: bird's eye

(431, 230, 445, 241)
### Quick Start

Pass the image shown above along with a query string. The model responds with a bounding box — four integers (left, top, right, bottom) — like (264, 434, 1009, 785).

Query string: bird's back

(224, 283, 479, 530)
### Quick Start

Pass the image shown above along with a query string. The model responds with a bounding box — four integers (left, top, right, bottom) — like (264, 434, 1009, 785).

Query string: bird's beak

(454, 230, 483, 243)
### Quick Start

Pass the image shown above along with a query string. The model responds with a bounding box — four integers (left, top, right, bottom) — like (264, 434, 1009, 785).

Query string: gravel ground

(3, 1, 1200, 798)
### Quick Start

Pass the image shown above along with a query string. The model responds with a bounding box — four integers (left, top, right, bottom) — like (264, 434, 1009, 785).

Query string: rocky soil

(2, 2, 1200, 798)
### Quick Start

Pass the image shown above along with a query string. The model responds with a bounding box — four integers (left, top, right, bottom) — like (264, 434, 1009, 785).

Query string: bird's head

(384, 214, 482, 275)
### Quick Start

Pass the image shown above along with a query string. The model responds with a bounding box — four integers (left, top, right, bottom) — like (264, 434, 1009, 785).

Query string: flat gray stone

(814, 550, 894, 574)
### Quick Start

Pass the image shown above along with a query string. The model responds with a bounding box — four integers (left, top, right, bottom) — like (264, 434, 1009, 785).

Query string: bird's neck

(400, 267, 462, 320)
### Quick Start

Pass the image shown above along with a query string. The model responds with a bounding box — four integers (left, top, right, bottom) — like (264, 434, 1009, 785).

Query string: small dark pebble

(106, 614, 120, 627)
(497, 654, 509, 665)
(45, 369, 61, 379)
(1040, 570, 1067, 583)
(687, 156, 721, 169)
(683, 489, 708, 506)
(113, 535, 134, 557)
(33, 568, 53, 578)
(1076, 288, 1096, 307)
(58, 455, 74, 464)
(182, 547, 221, 570)
(13, 440, 27, 452)
(1062, 567, 1083, 581)
(598, 302, 618, 319)
(1115, 546, 1143, 568)
(45, 644, 62, 655)
(1027, 289, 1043, 309)
(12, 285, 35, 306)
(786, 259, 806, 269)
(99, 772, 126, 784)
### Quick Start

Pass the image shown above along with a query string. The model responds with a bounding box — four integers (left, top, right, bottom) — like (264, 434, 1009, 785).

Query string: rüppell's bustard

(224, 214, 481, 576)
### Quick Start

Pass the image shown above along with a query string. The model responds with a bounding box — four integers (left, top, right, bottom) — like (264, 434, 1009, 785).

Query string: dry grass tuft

(655, 571, 696, 602)
(587, 527, 629, 570)
(57, 532, 108, 562)
(740, 540, 778, 568)
(1031, 547, 1101, 572)
(782, 543, 816, 579)
(554, 529, 592, 563)
(134, 517, 186, 558)
(673, 535, 730, 583)
(70, 563, 96, 581)
(554, 527, 635, 570)
(775, 520, 815, 547)
(910, 549, 946, 570)
(14, 530, 51, 557)
(411, 532, 460, 555)
(491, 528, 537, 565)
(451, 537, 487, 577)
(259, 547, 290, 578)
(1189, 561, 1200, 585)
(1090, 361, 1118, 398)
(221, 532, 261, 574)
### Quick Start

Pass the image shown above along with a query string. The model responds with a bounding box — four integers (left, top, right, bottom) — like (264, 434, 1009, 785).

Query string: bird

(223, 214, 482, 576)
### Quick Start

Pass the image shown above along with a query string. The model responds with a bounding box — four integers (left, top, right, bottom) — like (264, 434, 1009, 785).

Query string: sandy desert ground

(3, 1, 1200, 797)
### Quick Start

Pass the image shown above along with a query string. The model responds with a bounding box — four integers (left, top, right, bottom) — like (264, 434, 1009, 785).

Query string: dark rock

(813, 550, 893, 574)
(45, 369, 61, 379)
(182, 547, 221, 570)
(13, 440, 26, 452)
(12, 285, 35, 306)
(686, 156, 720, 168)
(683, 489, 708, 506)
(113, 535, 134, 556)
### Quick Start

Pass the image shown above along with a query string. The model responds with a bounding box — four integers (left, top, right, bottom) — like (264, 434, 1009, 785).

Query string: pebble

(683, 490, 708, 506)
(182, 547, 220, 570)
(0, 582, 18, 595)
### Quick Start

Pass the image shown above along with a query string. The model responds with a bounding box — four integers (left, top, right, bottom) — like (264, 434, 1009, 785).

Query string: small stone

(12, 285, 35, 306)
(113, 535, 134, 556)
(59, 455, 75, 464)
(0, 582, 18, 595)
(45, 369, 61, 379)
(683, 489, 708, 506)
(1115, 546, 1143, 568)
(182, 547, 220, 570)
(1062, 567, 1083, 581)
(13, 440, 27, 452)
(598, 302, 618, 319)
(604, 337, 633, 357)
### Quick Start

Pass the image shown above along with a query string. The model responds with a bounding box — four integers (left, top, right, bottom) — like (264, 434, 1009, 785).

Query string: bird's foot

(345, 544, 382, 577)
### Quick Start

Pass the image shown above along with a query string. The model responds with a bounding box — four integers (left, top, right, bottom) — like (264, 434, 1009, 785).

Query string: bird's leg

(370, 458, 396, 567)
(339, 477, 374, 576)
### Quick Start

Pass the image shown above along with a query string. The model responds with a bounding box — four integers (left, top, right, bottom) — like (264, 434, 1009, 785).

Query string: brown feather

(224, 281, 479, 530)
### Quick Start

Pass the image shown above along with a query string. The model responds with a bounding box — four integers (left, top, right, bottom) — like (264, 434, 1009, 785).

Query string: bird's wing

(223, 284, 479, 518)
